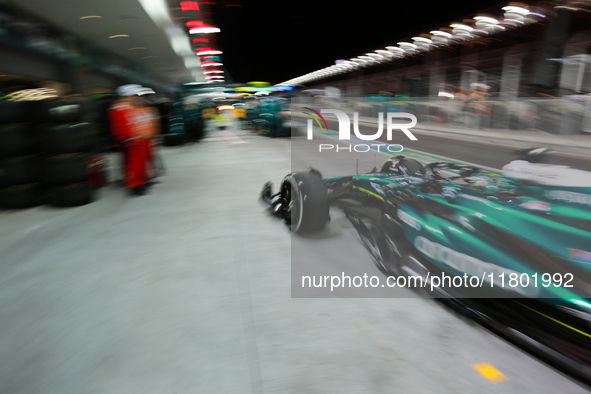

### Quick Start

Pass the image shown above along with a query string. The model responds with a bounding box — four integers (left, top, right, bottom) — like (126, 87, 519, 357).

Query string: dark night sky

(213, 0, 508, 84)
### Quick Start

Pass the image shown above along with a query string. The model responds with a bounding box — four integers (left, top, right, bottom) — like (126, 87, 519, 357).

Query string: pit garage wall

(0, 44, 62, 82)
(0, 43, 122, 95)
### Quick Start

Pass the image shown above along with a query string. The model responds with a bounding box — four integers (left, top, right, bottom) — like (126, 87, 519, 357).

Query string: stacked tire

(164, 103, 185, 146)
(0, 101, 46, 209)
(38, 99, 99, 207)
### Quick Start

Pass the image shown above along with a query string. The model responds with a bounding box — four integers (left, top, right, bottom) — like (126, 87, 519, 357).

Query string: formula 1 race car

(260, 148, 591, 382)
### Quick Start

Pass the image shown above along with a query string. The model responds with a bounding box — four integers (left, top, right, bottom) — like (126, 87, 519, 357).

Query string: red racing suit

(134, 105, 161, 179)
(108, 101, 149, 189)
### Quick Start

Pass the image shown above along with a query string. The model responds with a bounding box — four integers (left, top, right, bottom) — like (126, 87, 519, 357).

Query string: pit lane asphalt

(0, 118, 589, 393)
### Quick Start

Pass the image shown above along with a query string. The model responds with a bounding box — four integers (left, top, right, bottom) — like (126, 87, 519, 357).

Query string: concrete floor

(0, 119, 590, 393)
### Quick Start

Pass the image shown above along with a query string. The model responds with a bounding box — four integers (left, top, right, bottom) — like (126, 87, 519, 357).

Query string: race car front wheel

(286, 171, 329, 234)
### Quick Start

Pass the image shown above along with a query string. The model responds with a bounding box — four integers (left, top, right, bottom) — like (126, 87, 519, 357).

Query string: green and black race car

(261, 150, 591, 382)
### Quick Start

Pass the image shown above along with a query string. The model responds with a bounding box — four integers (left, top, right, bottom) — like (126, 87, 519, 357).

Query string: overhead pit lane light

(376, 50, 393, 56)
(474, 16, 498, 24)
(197, 48, 222, 55)
(430, 31, 452, 37)
(385, 48, 404, 58)
(187, 21, 220, 34)
(450, 24, 473, 31)
(502, 5, 529, 15)
(398, 42, 417, 48)
(412, 37, 432, 44)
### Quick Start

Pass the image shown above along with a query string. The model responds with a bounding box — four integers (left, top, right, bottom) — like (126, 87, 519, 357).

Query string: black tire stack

(163, 103, 185, 146)
(38, 99, 96, 207)
(0, 101, 46, 209)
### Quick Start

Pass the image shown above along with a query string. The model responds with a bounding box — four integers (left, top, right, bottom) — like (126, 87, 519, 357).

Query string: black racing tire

(0, 101, 34, 125)
(43, 153, 89, 185)
(0, 183, 47, 209)
(287, 171, 329, 234)
(37, 99, 90, 124)
(48, 182, 93, 207)
(42, 123, 92, 154)
(0, 124, 39, 157)
(0, 155, 41, 186)
(163, 133, 184, 146)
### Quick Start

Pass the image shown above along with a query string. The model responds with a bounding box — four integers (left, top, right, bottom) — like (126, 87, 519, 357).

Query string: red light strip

(180, 1, 199, 11)
(187, 20, 203, 29)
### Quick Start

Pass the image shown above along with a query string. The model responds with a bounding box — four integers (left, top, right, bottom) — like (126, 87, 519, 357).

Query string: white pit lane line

(222, 130, 248, 144)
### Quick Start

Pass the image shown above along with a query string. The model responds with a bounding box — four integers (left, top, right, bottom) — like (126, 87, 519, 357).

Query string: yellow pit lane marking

(472, 362, 508, 383)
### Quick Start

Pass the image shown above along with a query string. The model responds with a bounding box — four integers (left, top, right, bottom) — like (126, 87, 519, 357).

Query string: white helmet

(116, 84, 142, 96)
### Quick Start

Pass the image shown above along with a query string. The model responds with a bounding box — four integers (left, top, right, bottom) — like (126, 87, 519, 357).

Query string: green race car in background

(261, 149, 591, 382)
